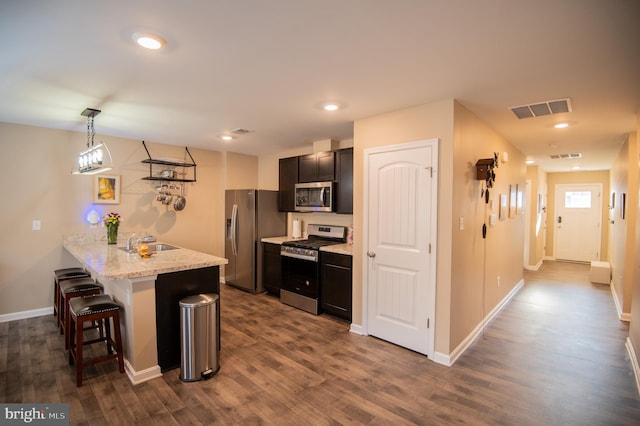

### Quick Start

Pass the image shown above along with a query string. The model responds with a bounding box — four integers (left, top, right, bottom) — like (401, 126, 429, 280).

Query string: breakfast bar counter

(63, 234, 227, 385)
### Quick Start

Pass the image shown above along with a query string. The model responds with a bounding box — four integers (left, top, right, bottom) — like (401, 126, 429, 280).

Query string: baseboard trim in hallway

(444, 278, 524, 367)
(626, 337, 640, 396)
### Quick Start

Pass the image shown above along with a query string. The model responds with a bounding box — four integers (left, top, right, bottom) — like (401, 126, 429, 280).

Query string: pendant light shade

(72, 108, 113, 175)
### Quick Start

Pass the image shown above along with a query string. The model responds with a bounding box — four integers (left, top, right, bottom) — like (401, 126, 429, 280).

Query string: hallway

(454, 260, 639, 424)
(1, 261, 639, 424)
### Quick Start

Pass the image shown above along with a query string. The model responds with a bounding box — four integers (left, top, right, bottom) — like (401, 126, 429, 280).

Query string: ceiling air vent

(550, 153, 582, 159)
(509, 98, 572, 119)
(229, 128, 254, 135)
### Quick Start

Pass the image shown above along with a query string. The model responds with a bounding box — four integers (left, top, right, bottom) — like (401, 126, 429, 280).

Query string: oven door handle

(231, 203, 238, 256)
(281, 251, 318, 262)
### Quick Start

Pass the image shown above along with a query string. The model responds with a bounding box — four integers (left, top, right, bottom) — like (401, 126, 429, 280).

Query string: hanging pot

(161, 169, 176, 179)
(161, 192, 173, 205)
(174, 184, 186, 211)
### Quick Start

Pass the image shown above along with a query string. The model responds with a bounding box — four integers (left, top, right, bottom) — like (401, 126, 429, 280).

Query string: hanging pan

(174, 184, 186, 211)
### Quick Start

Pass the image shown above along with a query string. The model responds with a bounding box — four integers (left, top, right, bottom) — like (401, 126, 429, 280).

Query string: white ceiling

(1, 1, 638, 172)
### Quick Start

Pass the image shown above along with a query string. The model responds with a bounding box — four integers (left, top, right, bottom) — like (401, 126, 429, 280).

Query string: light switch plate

(32, 220, 41, 231)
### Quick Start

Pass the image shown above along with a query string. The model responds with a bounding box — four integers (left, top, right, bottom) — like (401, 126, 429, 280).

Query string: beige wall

(0, 122, 225, 316)
(450, 102, 526, 350)
(545, 170, 610, 261)
(526, 166, 547, 268)
(225, 152, 258, 189)
(353, 99, 455, 353)
(353, 99, 525, 356)
(609, 132, 638, 316)
(629, 113, 640, 373)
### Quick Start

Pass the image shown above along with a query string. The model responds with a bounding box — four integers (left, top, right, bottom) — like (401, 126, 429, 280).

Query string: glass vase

(107, 224, 119, 245)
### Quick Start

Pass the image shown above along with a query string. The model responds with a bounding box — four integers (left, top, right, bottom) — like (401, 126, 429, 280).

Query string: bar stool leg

(113, 311, 125, 374)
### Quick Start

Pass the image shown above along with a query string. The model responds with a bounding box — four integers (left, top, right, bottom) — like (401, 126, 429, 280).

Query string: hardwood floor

(2, 261, 639, 425)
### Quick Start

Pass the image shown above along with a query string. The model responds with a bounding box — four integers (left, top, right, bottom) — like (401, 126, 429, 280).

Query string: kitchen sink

(153, 243, 179, 251)
(118, 243, 179, 253)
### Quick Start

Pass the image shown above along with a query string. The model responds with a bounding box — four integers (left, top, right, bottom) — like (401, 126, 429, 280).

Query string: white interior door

(363, 139, 438, 357)
(554, 183, 602, 262)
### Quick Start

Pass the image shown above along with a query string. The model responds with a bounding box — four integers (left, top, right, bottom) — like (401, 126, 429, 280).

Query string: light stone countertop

(261, 236, 352, 256)
(63, 233, 228, 280)
(320, 243, 353, 256)
(261, 236, 304, 245)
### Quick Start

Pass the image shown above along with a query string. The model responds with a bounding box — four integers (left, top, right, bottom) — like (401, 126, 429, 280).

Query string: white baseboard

(0, 307, 53, 323)
(124, 360, 163, 385)
(432, 351, 451, 366)
(610, 282, 631, 322)
(626, 337, 640, 397)
(444, 279, 525, 367)
(524, 259, 544, 271)
(543, 255, 555, 261)
(349, 323, 365, 335)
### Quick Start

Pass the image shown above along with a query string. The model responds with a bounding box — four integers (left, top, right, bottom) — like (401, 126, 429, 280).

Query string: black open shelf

(141, 141, 197, 182)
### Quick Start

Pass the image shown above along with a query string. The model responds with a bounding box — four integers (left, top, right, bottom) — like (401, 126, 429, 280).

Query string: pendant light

(72, 108, 113, 175)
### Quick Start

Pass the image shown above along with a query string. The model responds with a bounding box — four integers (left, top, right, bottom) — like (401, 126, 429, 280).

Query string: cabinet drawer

(321, 252, 352, 268)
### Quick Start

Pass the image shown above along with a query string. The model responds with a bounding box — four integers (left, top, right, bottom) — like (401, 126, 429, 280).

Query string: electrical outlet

(497, 276, 501, 287)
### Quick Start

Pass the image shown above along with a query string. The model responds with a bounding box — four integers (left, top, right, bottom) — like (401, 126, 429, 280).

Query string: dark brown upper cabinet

(298, 151, 335, 183)
(278, 156, 298, 212)
(335, 148, 353, 214)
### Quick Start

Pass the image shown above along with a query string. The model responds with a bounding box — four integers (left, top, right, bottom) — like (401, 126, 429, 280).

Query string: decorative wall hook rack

(475, 152, 499, 205)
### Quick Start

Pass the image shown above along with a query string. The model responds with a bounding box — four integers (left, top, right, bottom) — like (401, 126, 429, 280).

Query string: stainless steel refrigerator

(225, 190, 286, 293)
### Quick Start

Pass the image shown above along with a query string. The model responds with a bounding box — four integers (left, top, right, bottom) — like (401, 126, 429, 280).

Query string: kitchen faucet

(126, 233, 157, 252)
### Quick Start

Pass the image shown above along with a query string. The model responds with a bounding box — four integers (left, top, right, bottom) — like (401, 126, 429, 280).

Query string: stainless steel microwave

(295, 181, 333, 212)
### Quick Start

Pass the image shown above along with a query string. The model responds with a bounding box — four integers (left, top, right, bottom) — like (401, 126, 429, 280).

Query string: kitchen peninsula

(63, 234, 227, 384)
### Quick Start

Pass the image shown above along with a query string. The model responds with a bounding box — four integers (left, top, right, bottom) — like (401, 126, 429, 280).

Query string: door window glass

(564, 191, 591, 209)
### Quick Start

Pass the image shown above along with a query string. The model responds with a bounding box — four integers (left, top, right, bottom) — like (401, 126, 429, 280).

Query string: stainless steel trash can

(179, 293, 220, 382)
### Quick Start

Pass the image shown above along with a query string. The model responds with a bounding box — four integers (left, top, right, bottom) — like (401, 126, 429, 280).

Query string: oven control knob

(305, 280, 310, 286)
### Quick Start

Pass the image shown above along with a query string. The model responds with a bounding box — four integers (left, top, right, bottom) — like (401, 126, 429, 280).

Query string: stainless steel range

(280, 224, 346, 314)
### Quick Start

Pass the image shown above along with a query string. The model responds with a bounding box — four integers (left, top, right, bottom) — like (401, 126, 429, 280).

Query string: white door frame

(523, 180, 531, 268)
(553, 183, 602, 261)
(361, 138, 439, 359)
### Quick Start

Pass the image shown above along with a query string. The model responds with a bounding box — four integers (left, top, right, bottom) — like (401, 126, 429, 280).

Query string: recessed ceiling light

(220, 135, 233, 141)
(554, 122, 569, 129)
(526, 160, 535, 164)
(323, 103, 339, 111)
(133, 32, 166, 50)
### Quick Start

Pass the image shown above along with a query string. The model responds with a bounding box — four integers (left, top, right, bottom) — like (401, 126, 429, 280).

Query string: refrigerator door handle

(231, 204, 238, 256)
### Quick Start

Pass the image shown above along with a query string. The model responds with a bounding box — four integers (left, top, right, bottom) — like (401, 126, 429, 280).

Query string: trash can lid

(179, 293, 219, 308)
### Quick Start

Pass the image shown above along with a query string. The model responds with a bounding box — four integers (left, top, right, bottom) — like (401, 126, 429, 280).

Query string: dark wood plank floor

(2, 261, 639, 425)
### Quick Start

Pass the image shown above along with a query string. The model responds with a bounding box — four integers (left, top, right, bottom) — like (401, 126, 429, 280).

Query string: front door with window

(554, 184, 602, 262)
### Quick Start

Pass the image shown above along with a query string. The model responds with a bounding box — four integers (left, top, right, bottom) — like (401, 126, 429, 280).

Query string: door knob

(557, 216, 562, 224)
(367, 251, 376, 258)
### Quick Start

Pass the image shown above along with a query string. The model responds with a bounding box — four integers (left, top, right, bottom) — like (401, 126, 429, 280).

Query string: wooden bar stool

(59, 277, 103, 349)
(53, 268, 89, 318)
(68, 294, 125, 387)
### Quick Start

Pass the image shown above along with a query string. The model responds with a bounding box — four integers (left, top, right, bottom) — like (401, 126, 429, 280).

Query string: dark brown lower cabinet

(155, 266, 220, 372)
(262, 242, 282, 295)
(320, 252, 352, 321)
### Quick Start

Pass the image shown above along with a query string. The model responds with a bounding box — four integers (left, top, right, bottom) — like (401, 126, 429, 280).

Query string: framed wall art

(610, 192, 615, 210)
(509, 184, 516, 218)
(500, 193, 508, 220)
(93, 175, 120, 204)
(516, 184, 523, 215)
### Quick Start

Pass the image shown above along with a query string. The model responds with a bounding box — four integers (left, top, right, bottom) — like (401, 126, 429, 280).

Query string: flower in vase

(103, 212, 122, 227)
